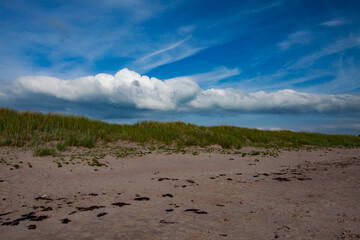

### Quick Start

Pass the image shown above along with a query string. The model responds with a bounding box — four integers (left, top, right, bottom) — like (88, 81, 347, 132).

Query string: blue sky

(1, 0, 360, 134)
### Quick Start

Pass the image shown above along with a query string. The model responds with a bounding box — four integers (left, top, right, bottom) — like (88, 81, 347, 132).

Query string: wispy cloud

(211, 1, 283, 33)
(239, 71, 335, 93)
(320, 19, 349, 27)
(0, 0, 180, 79)
(278, 31, 312, 50)
(177, 25, 197, 35)
(288, 35, 360, 69)
(168, 67, 241, 88)
(130, 37, 204, 72)
(245, 1, 283, 14)
(137, 36, 192, 62)
(96, 0, 171, 22)
(0, 91, 6, 99)
(304, 57, 360, 94)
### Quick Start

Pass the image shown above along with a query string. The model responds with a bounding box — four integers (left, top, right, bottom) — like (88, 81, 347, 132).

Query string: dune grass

(33, 146, 56, 157)
(0, 107, 359, 149)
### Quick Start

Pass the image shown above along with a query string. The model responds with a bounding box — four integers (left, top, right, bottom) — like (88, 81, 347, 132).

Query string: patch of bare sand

(0, 147, 359, 239)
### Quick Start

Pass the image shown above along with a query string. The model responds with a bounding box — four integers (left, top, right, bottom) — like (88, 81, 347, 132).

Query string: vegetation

(56, 142, 67, 151)
(1, 107, 359, 150)
(33, 147, 56, 157)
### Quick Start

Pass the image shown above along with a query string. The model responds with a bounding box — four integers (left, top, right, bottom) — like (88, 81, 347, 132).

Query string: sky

(0, 0, 360, 134)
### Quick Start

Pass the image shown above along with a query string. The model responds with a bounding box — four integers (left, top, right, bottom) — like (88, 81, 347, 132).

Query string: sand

(0, 146, 359, 239)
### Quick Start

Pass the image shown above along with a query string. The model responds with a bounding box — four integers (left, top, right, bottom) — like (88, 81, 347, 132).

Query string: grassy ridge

(0, 107, 359, 149)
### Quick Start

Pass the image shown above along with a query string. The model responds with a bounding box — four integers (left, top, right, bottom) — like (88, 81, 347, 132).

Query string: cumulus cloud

(15, 68, 200, 111)
(189, 88, 360, 114)
(3, 68, 360, 116)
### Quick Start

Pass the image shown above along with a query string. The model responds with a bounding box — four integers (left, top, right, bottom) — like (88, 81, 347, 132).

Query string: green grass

(33, 147, 56, 157)
(88, 158, 107, 167)
(56, 142, 67, 151)
(1, 107, 360, 149)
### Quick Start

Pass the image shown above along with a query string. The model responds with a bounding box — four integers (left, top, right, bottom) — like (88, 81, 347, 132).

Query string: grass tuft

(34, 147, 56, 157)
(56, 142, 67, 151)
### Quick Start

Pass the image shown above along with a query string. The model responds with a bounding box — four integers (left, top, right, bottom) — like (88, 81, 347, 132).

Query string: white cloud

(268, 127, 284, 131)
(131, 37, 204, 72)
(302, 57, 360, 94)
(320, 19, 348, 27)
(137, 36, 192, 62)
(15, 68, 200, 111)
(257, 127, 287, 131)
(189, 88, 360, 114)
(177, 25, 197, 35)
(6, 69, 360, 115)
(288, 35, 360, 69)
(278, 31, 312, 50)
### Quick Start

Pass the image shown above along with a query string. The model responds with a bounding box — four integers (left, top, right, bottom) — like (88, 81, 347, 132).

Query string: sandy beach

(0, 146, 359, 239)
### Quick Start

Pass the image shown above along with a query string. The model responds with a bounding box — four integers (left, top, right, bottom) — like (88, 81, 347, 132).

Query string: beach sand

(0, 146, 359, 239)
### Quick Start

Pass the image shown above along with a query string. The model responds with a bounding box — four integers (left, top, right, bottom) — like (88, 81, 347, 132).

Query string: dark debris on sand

(1, 212, 49, 226)
(184, 209, 208, 214)
(61, 218, 71, 224)
(162, 194, 173, 198)
(76, 206, 105, 211)
(27, 224, 36, 230)
(273, 177, 290, 182)
(111, 202, 131, 207)
(97, 212, 108, 217)
(134, 197, 150, 201)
